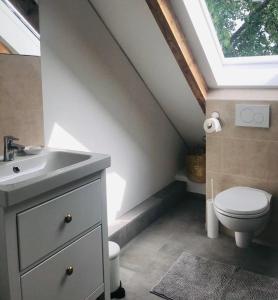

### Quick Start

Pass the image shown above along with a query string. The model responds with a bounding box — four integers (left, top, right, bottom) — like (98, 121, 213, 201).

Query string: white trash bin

(109, 241, 125, 299)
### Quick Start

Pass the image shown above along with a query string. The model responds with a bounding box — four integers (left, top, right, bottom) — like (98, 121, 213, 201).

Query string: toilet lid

(214, 187, 270, 215)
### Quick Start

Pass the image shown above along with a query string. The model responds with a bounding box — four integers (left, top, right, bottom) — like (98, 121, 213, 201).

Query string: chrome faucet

(3, 136, 25, 161)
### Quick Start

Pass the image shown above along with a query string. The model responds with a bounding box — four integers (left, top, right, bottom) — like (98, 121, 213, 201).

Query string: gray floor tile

(118, 193, 278, 299)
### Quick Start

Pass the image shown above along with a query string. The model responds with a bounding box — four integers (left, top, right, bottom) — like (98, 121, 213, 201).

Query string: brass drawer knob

(64, 214, 72, 223)
(66, 266, 74, 276)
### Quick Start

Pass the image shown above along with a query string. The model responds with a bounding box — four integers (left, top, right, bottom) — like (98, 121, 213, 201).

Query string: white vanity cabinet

(0, 156, 110, 300)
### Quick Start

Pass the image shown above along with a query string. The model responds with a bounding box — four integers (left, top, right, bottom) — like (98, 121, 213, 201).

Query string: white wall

(39, 0, 184, 224)
(91, 0, 205, 144)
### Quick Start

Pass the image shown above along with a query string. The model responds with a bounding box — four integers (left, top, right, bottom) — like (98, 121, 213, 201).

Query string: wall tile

(221, 138, 269, 180)
(206, 171, 274, 200)
(266, 141, 278, 180)
(207, 100, 278, 141)
(0, 54, 44, 151)
(206, 135, 221, 173)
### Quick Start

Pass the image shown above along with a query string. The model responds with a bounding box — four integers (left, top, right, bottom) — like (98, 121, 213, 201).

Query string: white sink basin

(0, 148, 110, 207)
(0, 150, 91, 185)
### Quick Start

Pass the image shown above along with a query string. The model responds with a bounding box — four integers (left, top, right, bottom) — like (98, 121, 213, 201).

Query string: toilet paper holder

(211, 111, 220, 119)
(203, 111, 222, 133)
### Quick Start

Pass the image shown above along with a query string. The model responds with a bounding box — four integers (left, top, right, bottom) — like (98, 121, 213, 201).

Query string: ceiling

(90, 0, 205, 144)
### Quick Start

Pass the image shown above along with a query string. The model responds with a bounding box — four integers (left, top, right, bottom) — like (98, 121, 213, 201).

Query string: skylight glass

(205, 0, 278, 58)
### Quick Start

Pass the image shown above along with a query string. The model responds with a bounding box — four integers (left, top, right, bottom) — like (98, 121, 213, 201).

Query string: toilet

(214, 187, 271, 248)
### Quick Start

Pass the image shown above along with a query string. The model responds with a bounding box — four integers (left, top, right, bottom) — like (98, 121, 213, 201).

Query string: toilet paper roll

(203, 118, 222, 133)
(206, 199, 219, 239)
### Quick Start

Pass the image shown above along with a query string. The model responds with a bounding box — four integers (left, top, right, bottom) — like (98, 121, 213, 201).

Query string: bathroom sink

(0, 148, 110, 207)
(0, 150, 91, 184)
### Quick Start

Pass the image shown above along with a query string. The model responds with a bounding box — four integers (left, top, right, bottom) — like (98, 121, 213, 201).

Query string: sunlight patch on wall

(106, 172, 126, 225)
(48, 123, 89, 151)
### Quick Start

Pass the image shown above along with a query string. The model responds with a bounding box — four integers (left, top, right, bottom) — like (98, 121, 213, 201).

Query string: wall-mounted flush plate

(235, 104, 270, 128)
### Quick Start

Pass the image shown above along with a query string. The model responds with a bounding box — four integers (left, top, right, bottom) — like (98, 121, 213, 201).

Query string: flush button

(240, 108, 253, 123)
(254, 113, 264, 124)
(235, 104, 270, 128)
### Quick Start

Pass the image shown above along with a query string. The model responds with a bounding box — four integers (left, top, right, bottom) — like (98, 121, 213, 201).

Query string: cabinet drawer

(21, 227, 103, 300)
(17, 180, 102, 270)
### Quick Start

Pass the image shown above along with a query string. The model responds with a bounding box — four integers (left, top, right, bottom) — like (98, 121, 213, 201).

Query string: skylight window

(205, 0, 278, 58)
(173, 0, 278, 87)
(0, 0, 40, 55)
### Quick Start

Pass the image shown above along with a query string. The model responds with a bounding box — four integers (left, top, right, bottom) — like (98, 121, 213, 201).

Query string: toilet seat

(214, 187, 270, 218)
(214, 206, 269, 219)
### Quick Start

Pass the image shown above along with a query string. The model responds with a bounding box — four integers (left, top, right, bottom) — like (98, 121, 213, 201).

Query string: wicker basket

(186, 154, 206, 183)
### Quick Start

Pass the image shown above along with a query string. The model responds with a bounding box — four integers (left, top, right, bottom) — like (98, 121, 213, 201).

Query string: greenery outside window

(205, 0, 278, 58)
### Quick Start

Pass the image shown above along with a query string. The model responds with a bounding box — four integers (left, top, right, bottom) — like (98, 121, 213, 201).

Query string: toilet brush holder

(206, 199, 219, 238)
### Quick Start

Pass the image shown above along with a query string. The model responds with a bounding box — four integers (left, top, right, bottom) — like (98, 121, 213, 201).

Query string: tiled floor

(119, 192, 278, 299)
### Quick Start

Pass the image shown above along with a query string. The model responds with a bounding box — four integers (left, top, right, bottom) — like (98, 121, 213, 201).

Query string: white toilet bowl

(214, 187, 271, 248)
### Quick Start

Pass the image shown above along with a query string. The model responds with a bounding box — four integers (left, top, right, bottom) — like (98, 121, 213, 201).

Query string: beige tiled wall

(206, 100, 278, 248)
(0, 54, 44, 151)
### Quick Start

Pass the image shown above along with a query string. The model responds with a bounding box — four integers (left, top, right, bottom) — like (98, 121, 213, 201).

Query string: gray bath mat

(151, 252, 278, 300)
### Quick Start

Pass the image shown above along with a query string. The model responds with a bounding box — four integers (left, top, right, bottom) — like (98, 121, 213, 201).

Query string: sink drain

(13, 166, 20, 173)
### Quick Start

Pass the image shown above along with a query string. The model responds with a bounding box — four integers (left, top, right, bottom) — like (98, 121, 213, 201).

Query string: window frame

(0, 0, 40, 56)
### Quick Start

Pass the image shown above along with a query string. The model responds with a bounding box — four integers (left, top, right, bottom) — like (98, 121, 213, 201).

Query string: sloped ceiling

(90, 0, 205, 144)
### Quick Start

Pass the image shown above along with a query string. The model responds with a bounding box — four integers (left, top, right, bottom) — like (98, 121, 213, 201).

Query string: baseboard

(175, 170, 205, 195)
(108, 181, 187, 248)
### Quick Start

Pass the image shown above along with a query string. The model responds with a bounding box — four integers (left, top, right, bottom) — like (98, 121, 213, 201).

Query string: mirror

(0, 0, 44, 151)
(0, 0, 40, 56)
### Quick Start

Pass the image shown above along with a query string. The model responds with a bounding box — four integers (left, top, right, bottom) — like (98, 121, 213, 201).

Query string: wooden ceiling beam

(146, 0, 207, 113)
